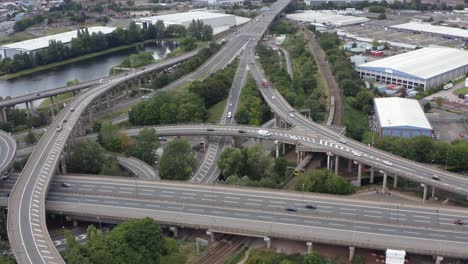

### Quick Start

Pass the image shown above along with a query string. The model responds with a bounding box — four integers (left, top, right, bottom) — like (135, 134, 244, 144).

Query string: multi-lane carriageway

(2, 174, 468, 258)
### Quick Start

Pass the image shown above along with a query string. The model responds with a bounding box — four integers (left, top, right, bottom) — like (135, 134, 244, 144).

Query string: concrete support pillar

(264, 237, 271, 249)
(73, 219, 78, 228)
(275, 141, 279, 158)
(282, 142, 285, 155)
(349, 247, 355, 262)
(89, 109, 93, 124)
(106, 93, 111, 108)
(432, 186, 435, 199)
(206, 231, 215, 242)
(169, 226, 178, 238)
(25, 101, 31, 118)
(370, 167, 374, 184)
(326, 153, 331, 170)
(347, 159, 352, 173)
(334, 156, 339, 175)
(138, 78, 142, 88)
(1, 108, 7, 122)
(435, 256, 443, 264)
(296, 150, 300, 164)
(357, 163, 362, 187)
(54, 95, 60, 114)
(49, 96, 55, 118)
(60, 154, 67, 174)
(382, 172, 387, 193)
(306, 242, 313, 254)
(393, 175, 398, 189)
(422, 184, 428, 202)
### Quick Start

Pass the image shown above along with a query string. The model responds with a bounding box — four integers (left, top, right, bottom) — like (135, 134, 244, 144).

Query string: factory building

(134, 11, 248, 35)
(391, 22, 468, 41)
(356, 47, 468, 90)
(0, 26, 116, 59)
(285, 10, 369, 27)
(373, 98, 433, 138)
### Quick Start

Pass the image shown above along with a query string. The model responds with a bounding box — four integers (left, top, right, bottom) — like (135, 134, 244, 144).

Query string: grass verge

(453, 87, 468, 95)
(206, 99, 226, 123)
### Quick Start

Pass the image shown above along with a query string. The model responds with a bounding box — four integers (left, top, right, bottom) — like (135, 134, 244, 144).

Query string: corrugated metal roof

(375, 98, 432, 130)
(136, 11, 234, 24)
(391, 22, 468, 39)
(357, 47, 468, 80)
(285, 11, 369, 27)
(1, 26, 116, 52)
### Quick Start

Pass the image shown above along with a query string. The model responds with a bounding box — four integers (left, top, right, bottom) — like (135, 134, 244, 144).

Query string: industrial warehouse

(373, 98, 433, 138)
(285, 10, 369, 27)
(0, 26, 116, 59)
(134, 11, 249, 35)
(356, 47, 468, 90)
(390, 22, 468, 41)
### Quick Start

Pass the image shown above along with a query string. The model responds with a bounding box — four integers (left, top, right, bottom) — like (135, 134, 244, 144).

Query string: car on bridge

(258, 130, 271, 137)
(383, 161, 393, 166)
(432, 175, 440, 181)
(352, 151, 362, 157)
(285, 207, 297, 212)
(454, 219, 465, 225)
(305, 205, 317, 210)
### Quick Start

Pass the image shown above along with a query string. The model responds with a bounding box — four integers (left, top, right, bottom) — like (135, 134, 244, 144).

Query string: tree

(297, 169, 354, 195)
(126, 128, 159, 164)
(423, 102, 432, 113)
(100, 156, 120, 176)
(159, 140, 196, 180)
(378, 13, 387, 20)
(66, 79, 79, 86)
(98, 122, 122, 152)
(435, 97, 443, 107)
(180, 35, 197, 51)
(67, 141, 106, 174)
(339, 79, 360, 96)
(24, 131, 36, 145)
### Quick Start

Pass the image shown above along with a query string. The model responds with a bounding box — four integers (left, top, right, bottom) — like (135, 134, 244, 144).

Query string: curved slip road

(0, 130, 16, 176)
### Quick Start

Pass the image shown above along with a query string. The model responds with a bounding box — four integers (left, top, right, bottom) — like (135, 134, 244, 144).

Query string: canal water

(0, 40, 177, 99)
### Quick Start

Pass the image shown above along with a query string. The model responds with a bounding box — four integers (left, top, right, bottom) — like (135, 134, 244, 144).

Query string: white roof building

(391, 22, 468, 40)
(374, 98, 432, 138)
(356, 47, 468, 90)
(0, 26, 116, 59)
(135, 11, 249, 35)
(285, 10, 369, 27)
(386, 249, 406, 264)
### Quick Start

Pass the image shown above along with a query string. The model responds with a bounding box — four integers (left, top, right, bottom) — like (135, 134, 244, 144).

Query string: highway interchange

(2, 0, 468, 262)
(0, 130, 15, 176)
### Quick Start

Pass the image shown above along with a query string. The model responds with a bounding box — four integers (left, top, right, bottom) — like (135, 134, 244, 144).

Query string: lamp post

(97, 216, 102, 231)
(301, 183, 305, 213)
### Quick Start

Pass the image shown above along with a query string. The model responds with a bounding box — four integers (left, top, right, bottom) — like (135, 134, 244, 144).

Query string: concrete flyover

(7, 0, 293, 262)
(249, 52, 468, 199)
(0, 130, 16, 176)
(116, 155, 158, 180)
(6, 174, 467, 259)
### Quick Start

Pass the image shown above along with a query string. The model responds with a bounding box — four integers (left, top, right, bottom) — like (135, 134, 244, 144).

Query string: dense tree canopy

(296, 169, 355, 195)
(67, 141, 120, 175)
(64, 218, 182, 264)
(125, 128, 160, 165)
(159, 139, 196, 181)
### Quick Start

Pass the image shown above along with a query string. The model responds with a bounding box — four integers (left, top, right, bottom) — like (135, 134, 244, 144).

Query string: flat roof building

(356, 47, 468, 90)
(373, 98, 432, 138)
(0, 26, 116, 59)
(135, 11, 249, 35)
(391, 22, 468, 41)
(285, 10, 369, 27)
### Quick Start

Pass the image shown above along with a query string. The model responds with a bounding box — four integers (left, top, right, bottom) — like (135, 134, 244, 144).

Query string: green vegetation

(0, 19, 213, 76)
(218, 145, 290, 188)
(315, 31, 372, 140)
(363, 133, 468, 170)
(64, 218, 186, 264)
(453, 87, 468, 95)
(66, 141, 120, 176)
(296, 169, 355, 195)
(128, 54, 236, 126)
(369, 5, 386, 13)
(24, 131, 37, 145)
(14, 154, 30, 171)
(270, 18, 297, 35)
(244, 250, 342, 264)
(236, 75, 270, 126)
(160, 139, 197, 181)
(125, 128, 160, 165)
(258, 32, 326, 122)
(110, 51, 155, 75)
(206, 99, 226, 123)
(14, 14, 45, 32)
(38, 92, 73, 111)
(0, 108, 48, 133)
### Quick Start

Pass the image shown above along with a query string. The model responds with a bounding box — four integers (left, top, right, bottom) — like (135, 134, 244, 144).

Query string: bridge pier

(370, 167, 374, 184)
(306, 242, 313, 254)
(106, 93, 111, 108)
(89, 109, 93, 124)
(334, 156, 339, 175)
(382, 172, 387, 193)
(54, 95, 60, 114)
(264, 237, 271, 249)
(206, 231, 215, 242)
(0, 107, 7, 122)
(169, 226, 178, 238)
(432, 186, 435, 199)
(349, 246, 355, 262)
(357, 162, 362, 187)
(73, 219, 78, 228)
(435, 256, 443, 264)
(25, 101, 31, 118)
(49, 96, 56, 118)
(60, 154, 67, 174)
(347, 159, 352, 173)
(326, 152, 331, 170)
(422, 184, 428, 202)
(393, 175, 398, 189)
(275, 140, 279, 158)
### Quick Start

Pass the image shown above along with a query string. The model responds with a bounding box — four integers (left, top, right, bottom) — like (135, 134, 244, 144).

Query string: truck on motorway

(262, 79, 269, 88)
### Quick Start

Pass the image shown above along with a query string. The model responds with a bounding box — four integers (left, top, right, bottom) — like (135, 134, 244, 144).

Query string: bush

(296, 169, 355, 195)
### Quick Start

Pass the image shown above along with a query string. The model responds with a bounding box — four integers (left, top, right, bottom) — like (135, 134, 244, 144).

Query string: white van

(227, 112, 232, 118)
(258, 130, 271, 137)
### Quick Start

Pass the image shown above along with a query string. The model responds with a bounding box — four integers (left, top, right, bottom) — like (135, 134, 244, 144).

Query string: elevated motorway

(0, 130, 16, 176)
(7, 0, 293, 262)
(4, 174, 468, 259)
(249, 50, 468, 199)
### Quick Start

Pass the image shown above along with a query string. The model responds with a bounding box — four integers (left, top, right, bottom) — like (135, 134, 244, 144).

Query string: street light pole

(301, 183, 305, 213)
(97, 216, 102, 231)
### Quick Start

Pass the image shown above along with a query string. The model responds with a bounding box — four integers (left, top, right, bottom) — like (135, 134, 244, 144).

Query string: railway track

(193, 235, 246, 264)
